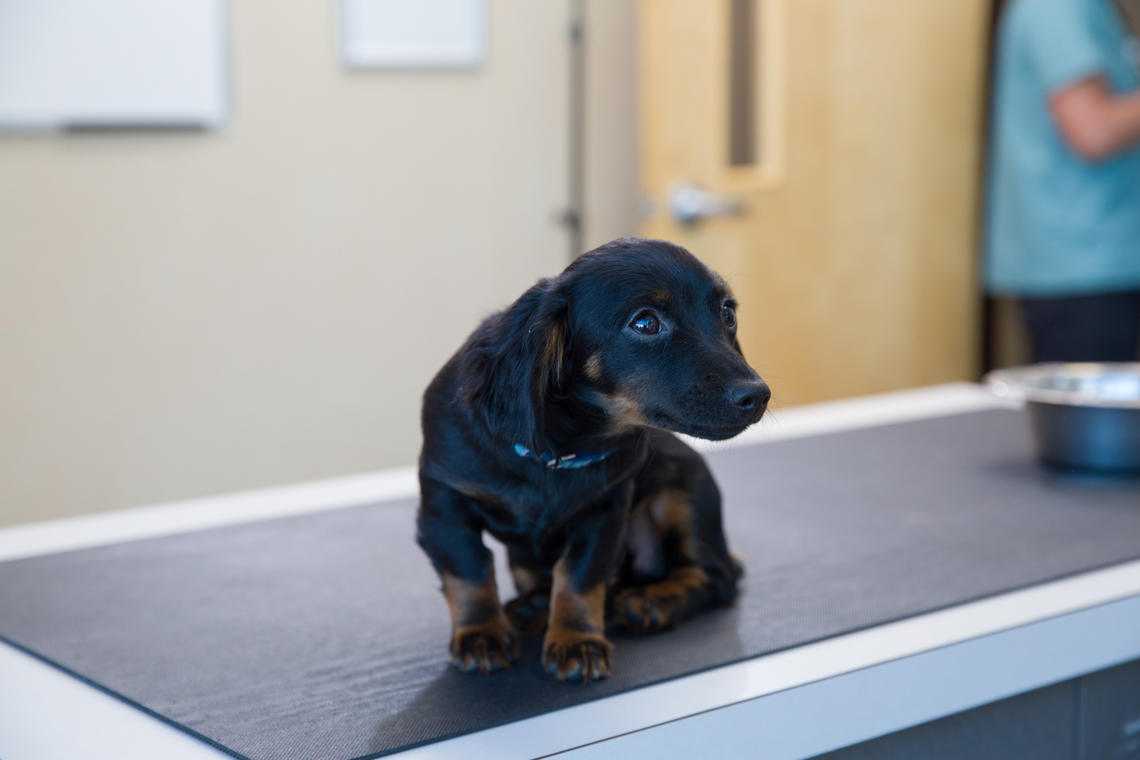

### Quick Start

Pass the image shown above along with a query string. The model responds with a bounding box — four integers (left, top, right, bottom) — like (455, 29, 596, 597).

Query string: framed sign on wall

(340, 0, 486, 69)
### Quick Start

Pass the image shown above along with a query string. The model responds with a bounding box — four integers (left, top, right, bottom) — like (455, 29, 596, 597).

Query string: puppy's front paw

(542, 627, 612, 682)
(504, 592, 550, 635)
(449, 617, 518, 674)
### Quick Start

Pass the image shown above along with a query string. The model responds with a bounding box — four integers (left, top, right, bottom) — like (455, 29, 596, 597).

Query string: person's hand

(1049, 74, 1140, 162)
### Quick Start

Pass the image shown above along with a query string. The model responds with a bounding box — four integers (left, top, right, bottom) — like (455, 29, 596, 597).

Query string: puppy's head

(461, 238, 767, 448)
(561, 238, 769, 440)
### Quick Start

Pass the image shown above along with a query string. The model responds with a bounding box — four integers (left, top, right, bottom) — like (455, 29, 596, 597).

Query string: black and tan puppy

(417, 238, 768, 682)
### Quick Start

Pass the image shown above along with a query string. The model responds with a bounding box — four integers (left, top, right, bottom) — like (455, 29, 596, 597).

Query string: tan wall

(0, 0, 640, 527)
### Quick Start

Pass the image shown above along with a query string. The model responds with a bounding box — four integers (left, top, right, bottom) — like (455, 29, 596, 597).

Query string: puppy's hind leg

(611, 476, 740, 634)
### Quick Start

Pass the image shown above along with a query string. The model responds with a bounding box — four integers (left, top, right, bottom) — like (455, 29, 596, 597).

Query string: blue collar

(513, 443, 613, 470)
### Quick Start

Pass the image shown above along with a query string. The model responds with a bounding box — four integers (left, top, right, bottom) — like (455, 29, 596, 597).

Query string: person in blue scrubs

(986, 0, 1140, 362)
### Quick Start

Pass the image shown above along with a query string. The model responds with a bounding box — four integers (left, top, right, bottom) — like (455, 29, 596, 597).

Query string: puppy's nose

(728, 379, 770, 413)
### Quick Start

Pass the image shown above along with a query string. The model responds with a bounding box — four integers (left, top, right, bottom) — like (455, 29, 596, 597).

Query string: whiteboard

(0, 0, 228, 130)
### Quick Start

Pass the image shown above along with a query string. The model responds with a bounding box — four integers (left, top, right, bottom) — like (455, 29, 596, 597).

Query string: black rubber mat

(2, 409, 1139, 760)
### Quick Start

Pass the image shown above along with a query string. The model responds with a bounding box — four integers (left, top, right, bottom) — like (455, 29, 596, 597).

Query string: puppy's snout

(728, 379, 770, 414)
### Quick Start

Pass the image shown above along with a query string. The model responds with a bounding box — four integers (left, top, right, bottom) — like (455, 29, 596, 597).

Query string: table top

(3, 383, 1140, 760)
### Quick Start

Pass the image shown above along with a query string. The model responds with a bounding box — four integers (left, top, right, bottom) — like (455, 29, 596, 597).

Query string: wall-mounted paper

(341, 0, 485, 69)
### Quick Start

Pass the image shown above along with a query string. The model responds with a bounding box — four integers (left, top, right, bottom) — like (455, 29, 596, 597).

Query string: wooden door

(638, 0, 989, 406)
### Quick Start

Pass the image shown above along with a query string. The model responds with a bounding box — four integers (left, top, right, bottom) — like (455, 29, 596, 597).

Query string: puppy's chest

(474, 469, 620, 546)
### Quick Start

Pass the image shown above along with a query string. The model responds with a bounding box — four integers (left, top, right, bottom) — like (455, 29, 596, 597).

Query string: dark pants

(1019, 290, 1140, 364)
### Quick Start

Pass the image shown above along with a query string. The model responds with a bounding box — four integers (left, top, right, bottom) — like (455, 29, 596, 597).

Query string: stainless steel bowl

(985, 363, 1140, 473)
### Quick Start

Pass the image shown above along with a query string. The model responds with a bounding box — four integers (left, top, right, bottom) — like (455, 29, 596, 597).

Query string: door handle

(668, 183, 745, 225)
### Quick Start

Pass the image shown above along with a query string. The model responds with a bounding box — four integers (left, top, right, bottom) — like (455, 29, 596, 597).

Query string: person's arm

(1049, 74, 1140, 162)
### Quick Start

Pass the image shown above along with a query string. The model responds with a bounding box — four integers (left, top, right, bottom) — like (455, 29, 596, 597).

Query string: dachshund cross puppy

(417, 237, 769, 682)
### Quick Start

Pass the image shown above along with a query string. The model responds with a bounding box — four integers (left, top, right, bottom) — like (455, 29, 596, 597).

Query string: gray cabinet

(815, 658, 1140, 760)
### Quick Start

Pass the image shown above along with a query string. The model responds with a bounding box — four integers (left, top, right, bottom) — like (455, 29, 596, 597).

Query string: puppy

(417, 238, 768, 682)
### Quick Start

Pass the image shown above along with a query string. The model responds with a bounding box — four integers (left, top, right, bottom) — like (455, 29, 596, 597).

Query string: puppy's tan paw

(449, 617, 518, 674)
(611, 567, 711, 634)
(611, 587, 677, 634)
(542, 628, 612, 682)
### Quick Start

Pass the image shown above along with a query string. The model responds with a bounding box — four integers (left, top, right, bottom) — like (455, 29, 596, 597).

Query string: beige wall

(0, 0, 646, 527)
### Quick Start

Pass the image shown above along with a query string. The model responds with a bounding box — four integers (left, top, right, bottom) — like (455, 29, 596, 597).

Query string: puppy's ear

(460, 279, 569, 451)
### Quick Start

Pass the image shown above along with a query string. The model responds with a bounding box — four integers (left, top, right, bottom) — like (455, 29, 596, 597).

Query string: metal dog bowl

(986, 363, 1140, 473)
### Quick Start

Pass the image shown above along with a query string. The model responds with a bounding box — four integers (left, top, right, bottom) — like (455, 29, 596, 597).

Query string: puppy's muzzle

(726, 379, 770, 420)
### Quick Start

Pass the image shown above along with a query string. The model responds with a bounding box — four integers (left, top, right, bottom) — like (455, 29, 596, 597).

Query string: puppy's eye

(629, 311, 661, 336)
(721, 302, 737, 329)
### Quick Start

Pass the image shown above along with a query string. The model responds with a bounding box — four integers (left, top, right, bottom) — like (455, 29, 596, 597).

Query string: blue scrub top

(985, 0, 1140, 296)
